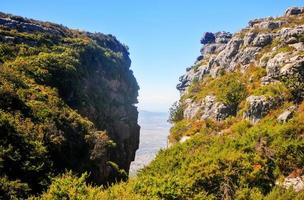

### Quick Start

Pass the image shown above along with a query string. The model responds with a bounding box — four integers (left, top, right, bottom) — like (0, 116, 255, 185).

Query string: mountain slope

(0, 12, 139, 199)
(10, 6, 304, 200)
(39, 7, 304, 200)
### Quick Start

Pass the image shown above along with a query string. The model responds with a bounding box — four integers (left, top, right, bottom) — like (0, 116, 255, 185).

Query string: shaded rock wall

(0, 12, 140, 197)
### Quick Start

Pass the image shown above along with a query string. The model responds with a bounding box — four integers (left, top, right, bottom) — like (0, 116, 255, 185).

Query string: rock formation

(177, 7, 304, 125)
(0, 12, 139, 198)
(172, 7, 304, 195)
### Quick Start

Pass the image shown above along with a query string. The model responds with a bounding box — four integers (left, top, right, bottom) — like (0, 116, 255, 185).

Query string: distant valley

(130, 110, 170, 175)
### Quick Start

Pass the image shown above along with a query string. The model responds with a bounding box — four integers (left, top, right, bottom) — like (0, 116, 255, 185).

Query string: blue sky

(2, 1, 303, 112)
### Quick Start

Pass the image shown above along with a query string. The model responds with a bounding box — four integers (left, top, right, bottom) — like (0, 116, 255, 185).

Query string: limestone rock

(244, 95, 275, 123)
(281, 176, 304, 192)
(280, 57, 304, 76)
(200, 95, 233, 121)
(244, 32, 257, 46)
(266, 52, 290, 79)
(279, 26, 304, 44)
(236, 47, 261, 67)
(183, 99, 201, 119)
(211, 38, 243, 71)
(176, 64, 209, 93)
(248, 17, 273, 28)
(214, 32, 233, 44)
(260, 76, 279, 85)
(254, 21, 285, 30)
(200, 32, 232, 56)
(201, 43, 225, 55)
(285, 7, 304, 16)
(290, 42, 304, 51)
(252, 33, 272, 47)
(0, 13, 65, 36)
(277, 106, 296, 123)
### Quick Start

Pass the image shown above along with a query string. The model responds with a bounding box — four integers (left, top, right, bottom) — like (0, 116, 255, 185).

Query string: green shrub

(31, 172, 104, 200)
(168, 101, 184, 123)
(187, 72, 247, 111)
(281, 74, 304, 102)
(253, 82, 291, 100)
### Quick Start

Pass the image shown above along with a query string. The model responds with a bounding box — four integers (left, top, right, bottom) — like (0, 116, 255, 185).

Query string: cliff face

(0, 12, 139, 198)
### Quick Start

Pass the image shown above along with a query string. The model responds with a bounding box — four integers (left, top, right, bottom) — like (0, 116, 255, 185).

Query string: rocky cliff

(176, 7, 304, 124)
(0, 12, 139, 198)
(167, 6, 304, 196)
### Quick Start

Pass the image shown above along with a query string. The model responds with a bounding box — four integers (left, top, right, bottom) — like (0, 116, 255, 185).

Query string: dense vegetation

(0, 13, 139, 199)
(35, 100, 304, 199)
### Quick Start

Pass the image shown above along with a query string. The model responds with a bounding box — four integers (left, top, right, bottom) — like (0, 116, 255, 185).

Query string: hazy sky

(2, 1, 303, 112)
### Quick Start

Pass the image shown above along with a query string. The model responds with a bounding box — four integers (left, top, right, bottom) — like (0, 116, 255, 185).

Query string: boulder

(224, 39, 243, 58)
(285, 7, 304, 16)
(200, 32, 232, 56)
(237, 47, 261, 66)
(201, 43, 225, 55)
(281, 176, 304, 192)
(200, 95, 233, 121)
(280, 57, 304, 76)
(211, 39, 243, 71)
(244, 32, 257, 46)
(277, 106, 296, 123)
(279, 26, 304, 44)
(248, 18, 264, 27)
(177, 64, 210, 93)
(252, 33, 272, 47)
(214, 31, 232, 43)
(290, 42, 304, 51)
(255, 21, 285, 30)
(244, 95, 275, 123)
(183, 99, 201, 119)
(266, 52, 290, 79)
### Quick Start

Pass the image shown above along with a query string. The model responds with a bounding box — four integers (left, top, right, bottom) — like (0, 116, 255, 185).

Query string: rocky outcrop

(281, 176, 304, 192)
(177, 7, 304, 124)
(165, 7, 304, 199)
(244, 96, 276, 123)
(252, 33, 272, 47)
(285, 7, 304, 16)
(0, 12, 66, 36)
(177, 32, 232, 93)
(200, 95, 233, 121)
(183, 96, 234, 121)
(277, 168, 304, 192)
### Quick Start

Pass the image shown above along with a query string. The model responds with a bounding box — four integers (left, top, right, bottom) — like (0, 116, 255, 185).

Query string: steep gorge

(0, 12, 139, 198)
(2, 6, 304, 200)
(62, 7, 304, 200)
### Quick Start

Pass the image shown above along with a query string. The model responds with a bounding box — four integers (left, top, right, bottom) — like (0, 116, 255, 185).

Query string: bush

(168, 101, 184, 123)
(31, 172, 104, 200)
(281, 73, 304, 102)
(187, 72, 247, 111)
(253, 82, 291, 100)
